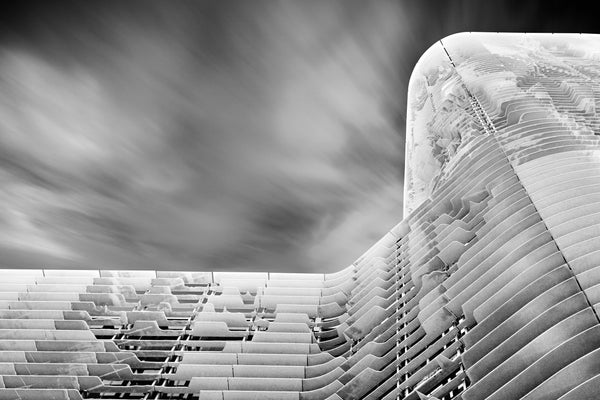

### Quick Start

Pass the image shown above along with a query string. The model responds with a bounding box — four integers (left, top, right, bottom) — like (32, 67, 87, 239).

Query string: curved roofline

(408, 32, 470, 86)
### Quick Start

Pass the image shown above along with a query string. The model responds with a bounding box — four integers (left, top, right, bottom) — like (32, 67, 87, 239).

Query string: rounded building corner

(409, 32, 470, 85)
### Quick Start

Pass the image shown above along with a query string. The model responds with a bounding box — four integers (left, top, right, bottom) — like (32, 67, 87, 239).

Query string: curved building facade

(2, 32, 600, 400)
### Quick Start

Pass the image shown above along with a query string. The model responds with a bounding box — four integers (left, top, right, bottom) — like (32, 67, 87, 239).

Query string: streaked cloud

(0, 1, 408, 272)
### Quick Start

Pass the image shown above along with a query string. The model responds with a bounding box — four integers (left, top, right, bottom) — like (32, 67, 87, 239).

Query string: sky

(0, 0, 597, 272)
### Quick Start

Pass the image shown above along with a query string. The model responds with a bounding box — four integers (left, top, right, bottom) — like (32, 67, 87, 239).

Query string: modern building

(2, 32, 600, 400)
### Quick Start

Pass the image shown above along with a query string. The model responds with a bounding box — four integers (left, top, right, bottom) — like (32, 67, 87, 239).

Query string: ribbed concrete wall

(2, 33, 600, 400)
(400, 32, 600, 400)
(0, 260, 401, 400)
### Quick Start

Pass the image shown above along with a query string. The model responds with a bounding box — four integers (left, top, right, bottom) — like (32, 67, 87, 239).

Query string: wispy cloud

(0, 1, 410, 272)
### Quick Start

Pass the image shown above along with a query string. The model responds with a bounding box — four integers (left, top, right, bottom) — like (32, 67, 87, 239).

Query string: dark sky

(0, 0, 597, 272)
